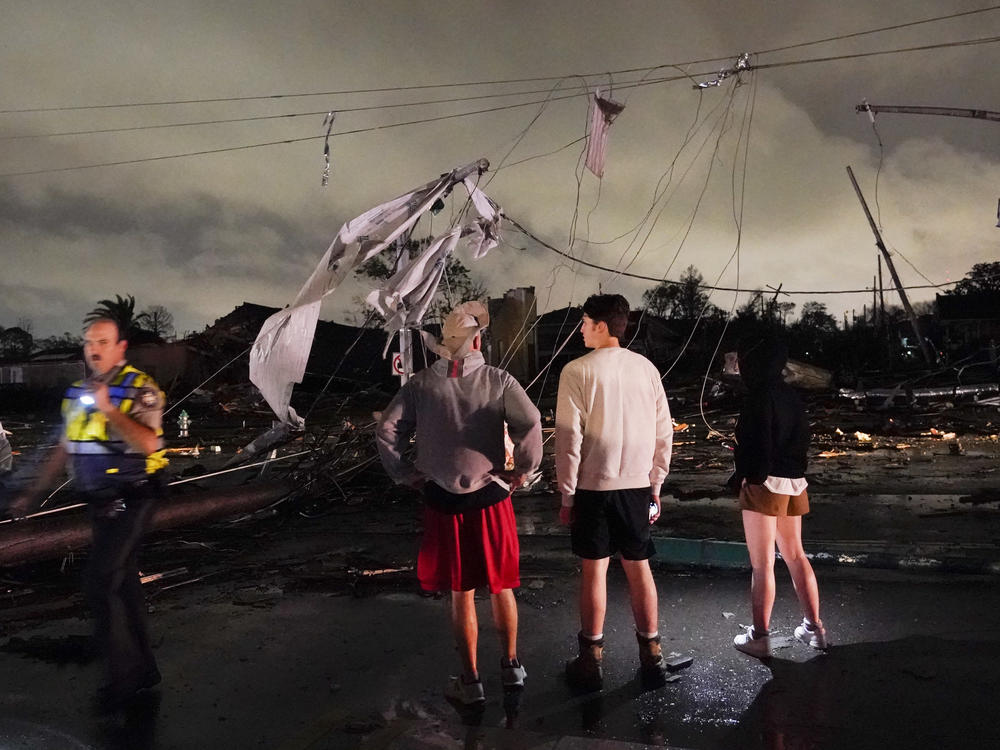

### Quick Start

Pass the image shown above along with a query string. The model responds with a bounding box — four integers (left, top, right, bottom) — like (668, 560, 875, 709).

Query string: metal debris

(666, 655, 694, 672)
(139, 567, 189, 585)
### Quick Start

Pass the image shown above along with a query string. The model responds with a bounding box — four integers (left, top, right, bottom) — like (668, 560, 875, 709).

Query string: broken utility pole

(0, 481, 292, 566)
(846, 165, 933, 364)
(856, 103, 1000, 123)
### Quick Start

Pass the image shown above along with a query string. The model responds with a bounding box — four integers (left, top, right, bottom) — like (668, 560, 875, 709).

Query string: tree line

(638, 261, 999, 375)
(0, 295, 176, 362)
(3, 261, 997, 377)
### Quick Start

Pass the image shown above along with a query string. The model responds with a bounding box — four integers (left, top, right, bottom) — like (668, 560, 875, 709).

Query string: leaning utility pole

(878, 255, 886, 329)
(845, 165, 933, 364)
(856, 103, 1000, 123)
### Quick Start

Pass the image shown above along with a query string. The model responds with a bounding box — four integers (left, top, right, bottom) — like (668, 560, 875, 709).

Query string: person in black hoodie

(730, 337, 828, 658)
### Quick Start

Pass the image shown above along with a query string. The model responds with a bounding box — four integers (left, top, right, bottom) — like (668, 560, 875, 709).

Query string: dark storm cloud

(0, 183, 315, 268)
(1, 1, 997, 338)
(699, 1, 1000, 157)
(0, 281, 92, 336)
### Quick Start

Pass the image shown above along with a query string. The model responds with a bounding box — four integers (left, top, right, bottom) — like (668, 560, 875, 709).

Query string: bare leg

(580, 558, 610, 636)
(620, 558, 659, 634)
(451, 590, 479, 679)
(776, 515, 822, 626)
(741, 510, 778, 632)
(490, 588, 518, 661)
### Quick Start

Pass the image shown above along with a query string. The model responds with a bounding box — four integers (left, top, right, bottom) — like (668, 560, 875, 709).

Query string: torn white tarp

(366, 226, 462, 353)
(250, 159, 488, 426)
(584, 90, 625, 178)
(462, 176, 503, 258)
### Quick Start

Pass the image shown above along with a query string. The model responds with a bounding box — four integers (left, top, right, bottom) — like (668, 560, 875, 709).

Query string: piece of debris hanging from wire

(585, 89, 625, 178)
(694, 52, 751, 89)
(321, 111, 336, 187)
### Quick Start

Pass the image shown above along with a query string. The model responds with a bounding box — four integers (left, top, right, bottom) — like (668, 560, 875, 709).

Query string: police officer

(11, 317, 169, 711)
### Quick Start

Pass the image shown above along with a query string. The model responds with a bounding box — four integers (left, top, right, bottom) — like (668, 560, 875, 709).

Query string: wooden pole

(878, 255, 886, 329)
(846, 166, 933, 364)
(872, 276, 877, 326)
(0, 481, 291, 566)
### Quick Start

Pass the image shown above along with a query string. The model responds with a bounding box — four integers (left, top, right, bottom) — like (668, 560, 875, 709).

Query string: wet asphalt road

(2, 523, 999, 750)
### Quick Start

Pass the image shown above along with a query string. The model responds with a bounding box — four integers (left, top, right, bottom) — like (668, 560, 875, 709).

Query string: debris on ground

(139, 567, 189, 585)
(1, 362, 998, 623)
(232, 584, 285, 607)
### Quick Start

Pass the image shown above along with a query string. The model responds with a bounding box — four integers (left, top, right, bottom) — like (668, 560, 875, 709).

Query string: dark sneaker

(445, 676, 485, 705)
(94, 667, 162, 714)
(501, 658, 527, 688)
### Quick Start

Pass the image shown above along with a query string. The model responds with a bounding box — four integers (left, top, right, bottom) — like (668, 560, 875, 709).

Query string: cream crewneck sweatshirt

(555, 347, 672, 506)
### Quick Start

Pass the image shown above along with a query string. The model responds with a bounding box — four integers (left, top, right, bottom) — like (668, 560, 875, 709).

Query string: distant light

(80, 395, 95, 406)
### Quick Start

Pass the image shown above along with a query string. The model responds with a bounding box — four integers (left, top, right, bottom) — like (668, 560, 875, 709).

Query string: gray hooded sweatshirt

(375, 351, 542, 503)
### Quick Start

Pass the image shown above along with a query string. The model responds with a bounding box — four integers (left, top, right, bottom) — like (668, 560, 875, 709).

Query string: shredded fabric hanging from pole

(250, 159, 488, 426)
(367, 227, 463, 354)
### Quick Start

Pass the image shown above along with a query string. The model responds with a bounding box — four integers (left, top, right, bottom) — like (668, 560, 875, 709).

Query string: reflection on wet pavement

(721, 637, 1000, 750)
(96, 691, 161, 750)
(0, 718, 92, 750)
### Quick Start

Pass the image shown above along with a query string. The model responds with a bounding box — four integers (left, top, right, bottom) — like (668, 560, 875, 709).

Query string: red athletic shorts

(417, 497, 520, 594)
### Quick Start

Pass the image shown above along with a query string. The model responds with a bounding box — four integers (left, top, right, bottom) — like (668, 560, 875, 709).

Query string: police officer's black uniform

(62, 362, 168, 707)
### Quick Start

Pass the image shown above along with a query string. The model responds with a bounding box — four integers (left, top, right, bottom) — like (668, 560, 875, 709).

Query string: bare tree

(641, 265, 722, 322)
(796, 301, 838, 332)
(136, 305, 176, 340)
(0, 326, 33, 360)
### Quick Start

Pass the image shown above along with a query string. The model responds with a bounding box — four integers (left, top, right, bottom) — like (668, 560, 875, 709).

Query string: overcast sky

(1, 0, 998, 342)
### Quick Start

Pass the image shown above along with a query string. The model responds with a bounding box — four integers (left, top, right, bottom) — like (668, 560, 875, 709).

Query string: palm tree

(85, 294, 139, 337)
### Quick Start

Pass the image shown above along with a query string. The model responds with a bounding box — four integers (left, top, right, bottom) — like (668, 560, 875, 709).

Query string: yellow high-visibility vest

(63, 364, 168, 481)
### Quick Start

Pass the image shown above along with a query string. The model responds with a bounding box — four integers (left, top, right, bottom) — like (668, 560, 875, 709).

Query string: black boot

(636, 632, 666, 689)
(566, 631, 604, 692)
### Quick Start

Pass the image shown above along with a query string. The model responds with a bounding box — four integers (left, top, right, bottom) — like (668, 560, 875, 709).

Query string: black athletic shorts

(570, 487, 655, 561)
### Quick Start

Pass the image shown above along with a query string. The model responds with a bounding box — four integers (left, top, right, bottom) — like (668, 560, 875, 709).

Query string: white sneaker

(445, 676, 485, 705)
(501, 658, 527, 688)
(733, 626, 772, 658)
(794, 619, 828, 650)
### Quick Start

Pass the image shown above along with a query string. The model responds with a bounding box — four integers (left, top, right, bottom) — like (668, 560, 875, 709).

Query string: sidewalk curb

(303, 526, 1000, 577)
(514, 532, 1000, 576)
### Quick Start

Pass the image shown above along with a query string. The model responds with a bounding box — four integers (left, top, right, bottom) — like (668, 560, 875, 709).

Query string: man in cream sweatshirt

(555, 294, 673, 691)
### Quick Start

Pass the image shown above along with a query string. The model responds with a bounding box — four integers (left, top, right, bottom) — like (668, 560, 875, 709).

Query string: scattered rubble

(1, 363, 998, 616)
(838, 383, 1000, 410)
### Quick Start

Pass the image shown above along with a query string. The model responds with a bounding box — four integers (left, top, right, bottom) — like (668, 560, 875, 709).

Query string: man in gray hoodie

(375, 301, 542, 706)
